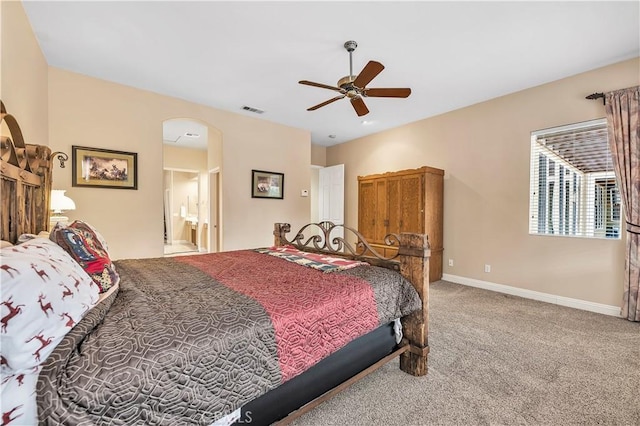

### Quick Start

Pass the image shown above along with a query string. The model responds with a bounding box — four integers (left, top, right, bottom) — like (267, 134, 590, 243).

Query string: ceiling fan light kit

(299, 40, 411, 117)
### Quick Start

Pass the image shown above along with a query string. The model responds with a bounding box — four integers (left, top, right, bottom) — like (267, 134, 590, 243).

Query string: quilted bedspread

(37, 249, 420, 425)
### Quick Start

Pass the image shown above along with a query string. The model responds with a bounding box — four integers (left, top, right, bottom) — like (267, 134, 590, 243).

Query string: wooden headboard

(0, 100, 53, 243)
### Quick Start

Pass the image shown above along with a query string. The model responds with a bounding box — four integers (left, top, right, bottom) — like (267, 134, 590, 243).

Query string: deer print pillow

(0, 238, 99, 374)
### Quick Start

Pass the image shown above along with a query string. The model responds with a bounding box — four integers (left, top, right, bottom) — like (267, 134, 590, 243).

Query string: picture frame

(72, 145, 138, 190)
(251, 169, 284, 199)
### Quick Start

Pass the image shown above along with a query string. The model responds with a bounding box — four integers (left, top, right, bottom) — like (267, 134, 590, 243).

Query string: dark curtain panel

(605, 86, 640, 321)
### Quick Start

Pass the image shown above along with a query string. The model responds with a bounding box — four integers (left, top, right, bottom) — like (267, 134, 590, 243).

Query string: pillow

(0, 238, 99, 373)
(50, 225, 119, 293)
(17, 231, 51, 244)
(1, 366, 40, 426)
(69, 220, 109, 253)
(0, 240, 12, 249)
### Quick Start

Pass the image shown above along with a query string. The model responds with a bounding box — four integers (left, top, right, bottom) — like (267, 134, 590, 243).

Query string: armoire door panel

(358, 180, 376, 241)
(423, 173, 444, 250)
(387, 176, 402, 237)
(400, 174, 424, 233)
(374, 179, 388, 242)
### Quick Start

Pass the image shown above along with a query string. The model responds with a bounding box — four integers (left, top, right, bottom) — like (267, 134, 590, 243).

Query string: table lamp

(50, 189, 76, 227)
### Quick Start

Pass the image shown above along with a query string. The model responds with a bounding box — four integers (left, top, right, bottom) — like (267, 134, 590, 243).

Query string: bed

(0, 102, 430, 425)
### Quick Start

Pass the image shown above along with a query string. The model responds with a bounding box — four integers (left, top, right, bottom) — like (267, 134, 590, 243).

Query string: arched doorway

(162, 118, 223, 255)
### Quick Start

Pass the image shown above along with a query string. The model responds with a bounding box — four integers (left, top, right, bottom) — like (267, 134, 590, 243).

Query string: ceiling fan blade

(353, 61, 385, 89)
(363, 88, 412, 98)
(351, 96, 369, 117)
(307, 95, 346, 111)
(299, 80, 344, 92)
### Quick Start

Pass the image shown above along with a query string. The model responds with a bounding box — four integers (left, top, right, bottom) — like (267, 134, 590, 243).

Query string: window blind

(529, 118, 621, 239)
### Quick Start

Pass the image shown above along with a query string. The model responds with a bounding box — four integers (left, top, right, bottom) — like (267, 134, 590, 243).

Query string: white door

(318, 164, 345, 243)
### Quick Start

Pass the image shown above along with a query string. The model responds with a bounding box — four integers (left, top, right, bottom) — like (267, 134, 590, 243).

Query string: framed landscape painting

(72, 146, 138, 190)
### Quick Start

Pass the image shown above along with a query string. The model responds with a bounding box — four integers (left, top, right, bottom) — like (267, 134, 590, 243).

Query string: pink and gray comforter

(37, 249, 420, 425)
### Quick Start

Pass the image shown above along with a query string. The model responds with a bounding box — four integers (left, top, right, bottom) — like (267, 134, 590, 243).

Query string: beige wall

(48, 68, 311, 259)
(1, 1, 48, 147)
(327, 58, 639, 307)
(311, 143, 327, 167)
(163, 144, 207, 171)
(309, 144, 327, 224)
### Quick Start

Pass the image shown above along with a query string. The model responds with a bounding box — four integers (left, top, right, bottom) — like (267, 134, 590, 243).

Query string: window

(529, 119, 620, 239)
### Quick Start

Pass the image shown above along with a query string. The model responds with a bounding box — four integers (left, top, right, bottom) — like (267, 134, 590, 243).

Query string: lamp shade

(50, 190, 76, 214)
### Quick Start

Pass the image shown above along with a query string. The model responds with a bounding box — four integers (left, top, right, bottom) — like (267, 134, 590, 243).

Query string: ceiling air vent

(242, 105, 265, 114)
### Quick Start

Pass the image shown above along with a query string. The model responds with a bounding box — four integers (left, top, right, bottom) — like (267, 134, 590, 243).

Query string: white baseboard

(441, 273, 621, 317)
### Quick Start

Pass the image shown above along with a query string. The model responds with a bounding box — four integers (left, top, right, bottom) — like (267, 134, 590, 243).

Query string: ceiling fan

(299, 40, 411, 117)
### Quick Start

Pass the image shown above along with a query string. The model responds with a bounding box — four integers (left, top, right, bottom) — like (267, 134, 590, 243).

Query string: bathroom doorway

(164, 168, 200, 256)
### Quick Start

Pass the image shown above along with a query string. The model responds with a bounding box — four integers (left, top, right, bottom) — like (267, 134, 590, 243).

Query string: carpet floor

(290, 280, 640, 426)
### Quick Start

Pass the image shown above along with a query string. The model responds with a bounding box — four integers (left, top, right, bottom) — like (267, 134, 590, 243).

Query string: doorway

(318, 164, 345, 239)
(164, 168, 200, 256)
(310, 164, 345, 248)
(162, 118, 223, 256)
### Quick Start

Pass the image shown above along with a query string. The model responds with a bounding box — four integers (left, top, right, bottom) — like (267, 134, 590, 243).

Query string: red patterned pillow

(50, 225, 119, 293)
(68, 220, 110, 253)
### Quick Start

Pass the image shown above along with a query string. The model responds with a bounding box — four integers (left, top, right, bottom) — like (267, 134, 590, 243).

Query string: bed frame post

(273, 223, 291, 247)
(398, 232, 430, 377)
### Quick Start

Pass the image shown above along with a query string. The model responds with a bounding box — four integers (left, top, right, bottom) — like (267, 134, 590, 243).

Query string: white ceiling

(162, 119, 208, 151)
(22, 1, 640, 147)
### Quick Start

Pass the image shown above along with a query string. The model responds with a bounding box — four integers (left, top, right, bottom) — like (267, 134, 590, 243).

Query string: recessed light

(361, 120, 374, 125)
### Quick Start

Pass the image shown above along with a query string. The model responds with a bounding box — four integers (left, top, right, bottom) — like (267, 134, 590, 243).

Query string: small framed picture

(72, 146, 138, 190)
(251, 169, 284, 199)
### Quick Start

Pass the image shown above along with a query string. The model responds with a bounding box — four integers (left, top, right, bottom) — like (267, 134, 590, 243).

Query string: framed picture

(251, 169, 284, 199)
(72, 146, 138, 190)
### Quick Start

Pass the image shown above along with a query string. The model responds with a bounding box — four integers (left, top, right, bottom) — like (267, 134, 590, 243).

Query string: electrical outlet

(484, 264, 491, 273)
(448, 259, 454, 267)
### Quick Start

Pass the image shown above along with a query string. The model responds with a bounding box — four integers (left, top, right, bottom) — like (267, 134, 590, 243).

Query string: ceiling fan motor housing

(338, 75, 358, 97)
(337, 75, 356, 88)
(344, 40, 357, 52)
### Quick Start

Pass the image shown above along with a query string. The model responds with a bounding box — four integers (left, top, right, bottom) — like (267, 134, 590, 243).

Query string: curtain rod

(586, 92, 605, 105)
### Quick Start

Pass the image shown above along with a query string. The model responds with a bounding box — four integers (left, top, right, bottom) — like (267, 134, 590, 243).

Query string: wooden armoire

(358, 166, 444, 282)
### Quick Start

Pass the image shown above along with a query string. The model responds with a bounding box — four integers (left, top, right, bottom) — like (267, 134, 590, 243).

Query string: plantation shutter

(529, 119, 621, 239)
